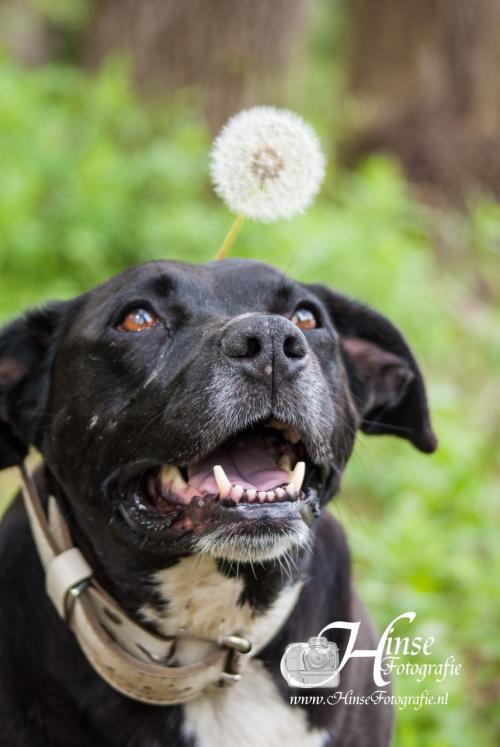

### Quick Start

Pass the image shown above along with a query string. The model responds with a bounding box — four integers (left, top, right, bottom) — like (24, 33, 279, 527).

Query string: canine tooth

(213, 465, 232, 499)
(246, 489, 257, 501)
(160, 465, 186, 487)
(278, 454, 292, 473)
(275, 487, 286, 499)
(288, 461, 305, 493)
(286, 484, 297, 499)
(257, 491, 267, 503)
(171, 478, 188, 497)
(231, 485, 244, 502)
(160, 465, 175, 484)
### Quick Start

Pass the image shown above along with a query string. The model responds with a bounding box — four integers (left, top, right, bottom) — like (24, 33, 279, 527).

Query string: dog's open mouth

(158, 420, 305, 506)
(115, 420, 323, 550)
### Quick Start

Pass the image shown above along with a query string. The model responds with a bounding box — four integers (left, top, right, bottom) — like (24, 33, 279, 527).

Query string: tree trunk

(342, 0, 500, 202)
(83, 0, 310, 133)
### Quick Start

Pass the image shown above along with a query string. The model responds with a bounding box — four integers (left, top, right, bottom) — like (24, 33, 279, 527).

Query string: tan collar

(18, 464, 256, 705)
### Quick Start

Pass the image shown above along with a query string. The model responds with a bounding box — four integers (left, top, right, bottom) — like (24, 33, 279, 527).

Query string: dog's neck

(44, 465, 307, 663)
(139, 555, 305, 665)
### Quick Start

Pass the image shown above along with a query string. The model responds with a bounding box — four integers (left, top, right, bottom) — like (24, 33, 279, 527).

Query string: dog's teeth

(278, 454, 292, 473)
(230, 485, 244, 502)
(285, 427, 301, 444)
(160, 465, 175, 484)
(286, 484, 297, 499)
(172, 475, 188, 493)
(213, 465, 232, 499)
(161, 465, 186, 488)
(275, 487, 286, 500)
(265, 419, 301, 444)
(265, 490, 276, 502)
(257, 491, 267, 503)
(246, 489, 257, 501)
(288, 461, 305, 494)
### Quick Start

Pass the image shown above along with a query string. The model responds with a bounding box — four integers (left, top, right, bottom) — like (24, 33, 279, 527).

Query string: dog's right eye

(118, 308, 159, 333)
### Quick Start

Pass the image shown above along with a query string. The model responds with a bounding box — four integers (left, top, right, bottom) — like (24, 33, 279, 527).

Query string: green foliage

(0, 57, 499, 746)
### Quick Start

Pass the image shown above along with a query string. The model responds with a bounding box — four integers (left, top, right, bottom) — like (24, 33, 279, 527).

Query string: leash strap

(18, 464, 251, 705)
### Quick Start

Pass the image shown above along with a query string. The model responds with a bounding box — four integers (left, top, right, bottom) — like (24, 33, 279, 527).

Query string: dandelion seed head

(210, 106, 325, 222)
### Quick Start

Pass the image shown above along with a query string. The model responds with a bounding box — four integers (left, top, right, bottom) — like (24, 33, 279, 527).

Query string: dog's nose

(221, 314, 308, 382)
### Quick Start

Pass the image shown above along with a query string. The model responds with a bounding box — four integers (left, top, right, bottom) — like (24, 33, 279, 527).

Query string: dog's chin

(194, 510, 314, 563)
(109, 420, 326, 561)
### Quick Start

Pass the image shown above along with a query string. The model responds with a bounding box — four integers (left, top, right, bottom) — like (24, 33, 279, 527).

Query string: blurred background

(0, 1, 499, 744)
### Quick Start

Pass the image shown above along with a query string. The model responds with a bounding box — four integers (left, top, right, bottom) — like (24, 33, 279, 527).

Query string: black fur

(0, 260, 436, 746)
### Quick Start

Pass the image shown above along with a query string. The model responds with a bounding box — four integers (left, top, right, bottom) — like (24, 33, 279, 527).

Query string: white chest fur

(139, 556, 327, 746)
(183, 658, 328, 747)
(140, 555, 302, 663)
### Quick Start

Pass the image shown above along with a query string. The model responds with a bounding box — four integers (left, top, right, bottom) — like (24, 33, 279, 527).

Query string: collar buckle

(64, 578, 92, 623)
(218, 634, 252, 687)
(218, 634, 252, 654)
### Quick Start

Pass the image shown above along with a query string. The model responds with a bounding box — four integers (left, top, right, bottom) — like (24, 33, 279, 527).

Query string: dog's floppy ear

(307, 284, 437, 453)
(0, 303, 70, 469)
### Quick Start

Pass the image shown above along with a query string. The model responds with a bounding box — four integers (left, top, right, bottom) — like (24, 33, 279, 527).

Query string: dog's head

(0, 260, 436, 565)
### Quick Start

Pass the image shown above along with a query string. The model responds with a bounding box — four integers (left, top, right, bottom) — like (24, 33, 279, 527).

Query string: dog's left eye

(118, 308, 159, 332)
(291, 307, 317, 331)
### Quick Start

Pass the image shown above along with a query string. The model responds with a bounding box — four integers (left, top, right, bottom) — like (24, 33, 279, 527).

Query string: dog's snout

(221, 314, 308, 381)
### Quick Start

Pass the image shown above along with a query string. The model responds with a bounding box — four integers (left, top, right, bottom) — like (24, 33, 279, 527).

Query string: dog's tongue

(187, 434, 289, 494)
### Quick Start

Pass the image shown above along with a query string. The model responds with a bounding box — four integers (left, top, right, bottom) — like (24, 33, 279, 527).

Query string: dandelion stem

(215, 214, 245, 260)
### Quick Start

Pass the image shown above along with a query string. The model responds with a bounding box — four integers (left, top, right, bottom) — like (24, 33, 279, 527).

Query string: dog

(0, 259, 436, 747)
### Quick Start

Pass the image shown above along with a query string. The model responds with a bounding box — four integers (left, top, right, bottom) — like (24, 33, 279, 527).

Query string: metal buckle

(64, 578, 91, 623)
(219, 635, 252, 655)
(219, 635, 252, 686)
(220, 670, 242, 684)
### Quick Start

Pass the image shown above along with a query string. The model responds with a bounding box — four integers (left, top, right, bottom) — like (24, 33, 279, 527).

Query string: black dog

(0, 259, 436, 747)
